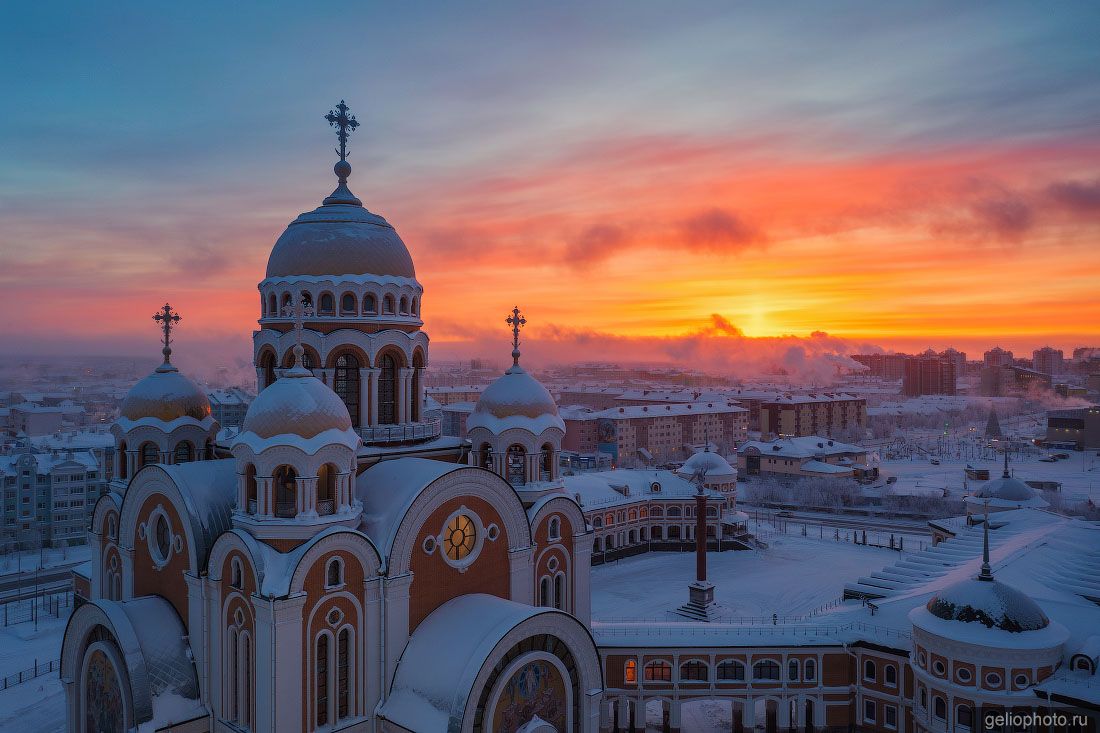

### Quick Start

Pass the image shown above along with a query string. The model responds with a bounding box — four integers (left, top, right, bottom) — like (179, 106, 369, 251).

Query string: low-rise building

(205, 387, 253, 428)
(737, 436, 875, 481)
(1045, 405, 1100, 449)
(758, 393, 866, 438)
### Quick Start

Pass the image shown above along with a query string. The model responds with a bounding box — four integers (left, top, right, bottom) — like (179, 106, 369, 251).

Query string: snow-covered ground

(0, 609, 69, 733)
(0, 545, 90, 577)
(591, 533, 898, 621)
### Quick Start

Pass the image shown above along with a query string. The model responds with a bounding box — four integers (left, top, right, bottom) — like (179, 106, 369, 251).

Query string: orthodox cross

(152, 303, 181, 364)
(281, 293, 314, 368)
(325, 100, 360, 162)
(506, 306, 526, 366)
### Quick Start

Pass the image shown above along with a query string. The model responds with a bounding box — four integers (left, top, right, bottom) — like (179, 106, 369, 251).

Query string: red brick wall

(132, 496, 191, 628)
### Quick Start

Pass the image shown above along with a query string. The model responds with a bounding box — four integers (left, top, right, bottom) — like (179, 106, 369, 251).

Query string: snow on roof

(738, 436, 866, 459)
(564, 469, 722, 510)
(155, 459, 237, 571)
(381, 595, 571, 732)
(802, 460, 854, 474)
(356, 458, 471, 565)
(243, 525, 380, 598)
(677, 450, 736, 479)
(588, 401, 747, 420)
(0, 450, 100, 475)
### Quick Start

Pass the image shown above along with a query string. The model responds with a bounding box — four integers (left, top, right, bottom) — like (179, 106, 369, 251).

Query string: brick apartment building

(902, 357, 957, 397)
(758, 393, 866, 438)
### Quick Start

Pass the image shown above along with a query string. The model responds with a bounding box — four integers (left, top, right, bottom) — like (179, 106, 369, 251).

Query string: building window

(1014, 673, 1029, 688)
(363, 293, 377, 314)
(933, 660, 946, 676)
(884, 705, 897, 730)
(548, 516, 561, 541)
(318, 293, 335, 315)
(788, 659, 799, 681)
(885, 663, 897, 686)
(378, 354, 398, 424)
(316, 634, 329, 726)
(337, 629, 350, 720)
(140, 442, 158, 467)
(957, 705, 973, 730)
(340, 292, 356, 314)
(334, 354, 361, 425)
(326, 558, 343, 588)
(985, 672, 1001, 688)
(753, 660, 780, 681)
(624, 659, 637, 684)
(443, 513, 477, 563)
(933, 696, 946, 721)
(864, 700, 875, 724)
(957, 667, 971, 684)
(644, 660, 672, 682)
(539, 576, 550, 607)
(553, 573, 565, 610)
(173, 441, 194, 464)
(680, 660, 708, 681)
(717, 660, 745, 681)
(230, 558, 243, 589)
(152, 514, 172, 565)
(864, 659, 876, 681)
(804, 659, 816, 681)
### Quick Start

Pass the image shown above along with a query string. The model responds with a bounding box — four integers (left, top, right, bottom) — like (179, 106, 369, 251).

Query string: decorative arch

(339, 291, 357, 315)
(286, 529, 381, 595)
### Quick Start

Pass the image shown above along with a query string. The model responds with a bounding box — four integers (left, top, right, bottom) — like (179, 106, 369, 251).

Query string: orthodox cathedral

(61, 103, 1100, 733)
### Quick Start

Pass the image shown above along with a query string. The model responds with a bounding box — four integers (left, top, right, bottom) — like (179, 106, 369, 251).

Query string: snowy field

(0, 545, 90, 577)
(0, 611, 68, 733)
(591, 534, 897, 621)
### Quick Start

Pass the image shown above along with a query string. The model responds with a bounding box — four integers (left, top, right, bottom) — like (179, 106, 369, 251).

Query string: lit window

(444, 514, 476, 562)
(644, 661, 672, 682)
(624, 659, 637, 684)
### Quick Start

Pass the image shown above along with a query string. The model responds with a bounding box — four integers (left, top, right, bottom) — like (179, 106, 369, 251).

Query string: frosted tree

(984, 408, 1002, 440)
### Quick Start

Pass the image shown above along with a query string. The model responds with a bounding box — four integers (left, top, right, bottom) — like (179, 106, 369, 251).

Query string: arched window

(267, 292, 277, 316)
(667, 506, 682, 518)
(274, 466, 297, 518)
(706, 506, 718, 517)
(804, 659, 816, 681)
(644, 660, 672, 682)
(244, 464, 257, 514)
(957, 705, 973, 729)
(753, 660, 780, 681)
(260, 351, 277, 388)
(326, 558, 343, 588)
(592, 517, 603, 529)
(383, 294, 395, 314)
(548, 517, 561, 541)
(540, 444, 554, 480)
(118, 440, 128, 479)
(107, 515, 117, 540)
(667, 525, 681, 539)
(593, 537, 602, 552)
(231, 558, 243, 589)
(337, 628, 350, 721)
(788, 659, 799, 681)
(864, 659, 876, 681)
(318, 293, 335, 315)
(334, 353, 362, 422)
(885, 664, 897, 686)
(506, 444, 526, 486)
(399, 295, 409, 314)
(378, 354, 398, 424)
(281, 292, 293, 311)
(340, 292, 356, 315)
(478, 443, 492, 470)
(173, 441, 194, 464)
(553, 573, 565, 610)
(316, 634, 329, 726)
(624, 659, 637, 684)
(317, 464, 337, 515)
(140, 442, 159, 467)
(680, 660, 708, 681)
(717, 660, 745, 681)
(228, 627, 239, 722)
(240, 632, 252, 728)
(363, 294, 377, 314)
(539, 576, 550, 607)
(933, 696, 946, 720)
(652, 525, 663, 540)
(650, 506, 663, 518)
(411, 296, 420, 315)
(628, 529, 636, 544)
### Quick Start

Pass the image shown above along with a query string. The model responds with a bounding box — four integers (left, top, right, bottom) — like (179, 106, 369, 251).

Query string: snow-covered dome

(678, 450, 736, 480)
(925, 578, 1049, 632)
(266, 161, 415, 280)
(467, 364, 565, 437)
(976, 475, 1037, 502)
(120, 363, 211, 423)
(240, 352, 354, 440)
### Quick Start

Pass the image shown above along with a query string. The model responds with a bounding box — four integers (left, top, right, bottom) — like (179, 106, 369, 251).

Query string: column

(631, 698, 646, 733)
(383, 573, 414, 684)
(358, 368, 372, 429)
(600, 698, 613, 732)
(299, 477, 318, 517)
(397, 368, 413, 423)
(741, 699, 755, 730)
(777, 698, 790, 729)
(415, 367, 426, 421)
(255, 367, 266, 392)
(669, 699, 681, 733)
(366, 368, 380, 427)
(322, 367, 335, 387)
(257, 477, 272, 516)
(253, 594, 307, 733)
(617, 699, 631, 733)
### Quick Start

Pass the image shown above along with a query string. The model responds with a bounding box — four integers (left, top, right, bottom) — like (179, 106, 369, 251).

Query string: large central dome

(265, 161, 416, 280)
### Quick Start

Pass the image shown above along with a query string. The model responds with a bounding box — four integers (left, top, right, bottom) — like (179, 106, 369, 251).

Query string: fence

(1, 590, 73, 627)
(1, 658, 59, 690)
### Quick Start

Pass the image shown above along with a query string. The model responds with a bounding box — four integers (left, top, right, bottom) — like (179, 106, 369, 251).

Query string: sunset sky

(1, 2, 1098, 377)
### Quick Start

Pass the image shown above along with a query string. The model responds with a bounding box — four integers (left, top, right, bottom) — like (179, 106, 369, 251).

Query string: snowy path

(0, 677, 65, 733)
(592, 534, 896, 621)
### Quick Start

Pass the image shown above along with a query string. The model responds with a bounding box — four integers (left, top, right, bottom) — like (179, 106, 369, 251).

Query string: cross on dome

(507, 306, 526, 367)
(325, 99, 360, 163)
(152, 303, 181, 366)
(281, 292, 314, 376)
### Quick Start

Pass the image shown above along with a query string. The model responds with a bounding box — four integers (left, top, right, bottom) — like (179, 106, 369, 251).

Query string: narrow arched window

(260, 351, 277, 388)
(267, 292, 277, 316)
(957, 705, 973, 729)
(399, 295, 409, 314)
(378, 354, 397, 424)
(624, 659, 637, 683)
(319, 293, 335, 315)
(241, 633, 252, 728)
(316, 634, 329, 726)
(933, 696, 946, 720)
(362, 293, 377, 314)
(334, 354, 360, 425)
(506, 444, 526, 486)
(553, 573, 565, 610)
(118, 441, 128, 479)
(539, 576, 550, 607)
(411, 296, 419, 315)
(231, 558, 243, 589)
(229, 627, 239, 722)
(274, 465, 297, 518)
(548, 517, 561, 541)
(244, 464, 257, 514)
(383, 294, 395, 314)
(326, 558, 343, 588)
(337, 629, 350, 720)
(804, 659, 816, 681)
(864, 659, 876, 681)
(140, 442, 158, 467)
(885, 664, 897, 686)
(789, 659, 799, 681)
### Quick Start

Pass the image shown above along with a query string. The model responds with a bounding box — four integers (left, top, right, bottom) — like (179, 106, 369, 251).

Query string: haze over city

(2, 2, 1099, 378)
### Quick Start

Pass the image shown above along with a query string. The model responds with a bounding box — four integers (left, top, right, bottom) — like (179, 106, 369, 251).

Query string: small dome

(241, 366, 353, 440)
(266, 200, 415, 280)
(977, 475, 1037, 502)
(473, 365, 559, 421)
(120, 364, 211, 423)
(678, 450, 736, 479)
(926, 578, 1049, 632)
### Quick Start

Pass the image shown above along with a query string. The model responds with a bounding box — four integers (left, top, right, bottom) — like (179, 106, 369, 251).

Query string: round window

(933, 660, 945, 676)
(443, 514, 476, 563)
(422, 535, 437, 555)
(985, 672, 1001, 688)
(1015, 673, 1029, 688)
(957, 668, 972, 683)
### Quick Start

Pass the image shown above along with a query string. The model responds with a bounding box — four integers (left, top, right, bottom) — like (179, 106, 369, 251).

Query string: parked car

(1039, 456, 1057, 463)
(930, 458, 940, 465)
(776, 510, 794, 518)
